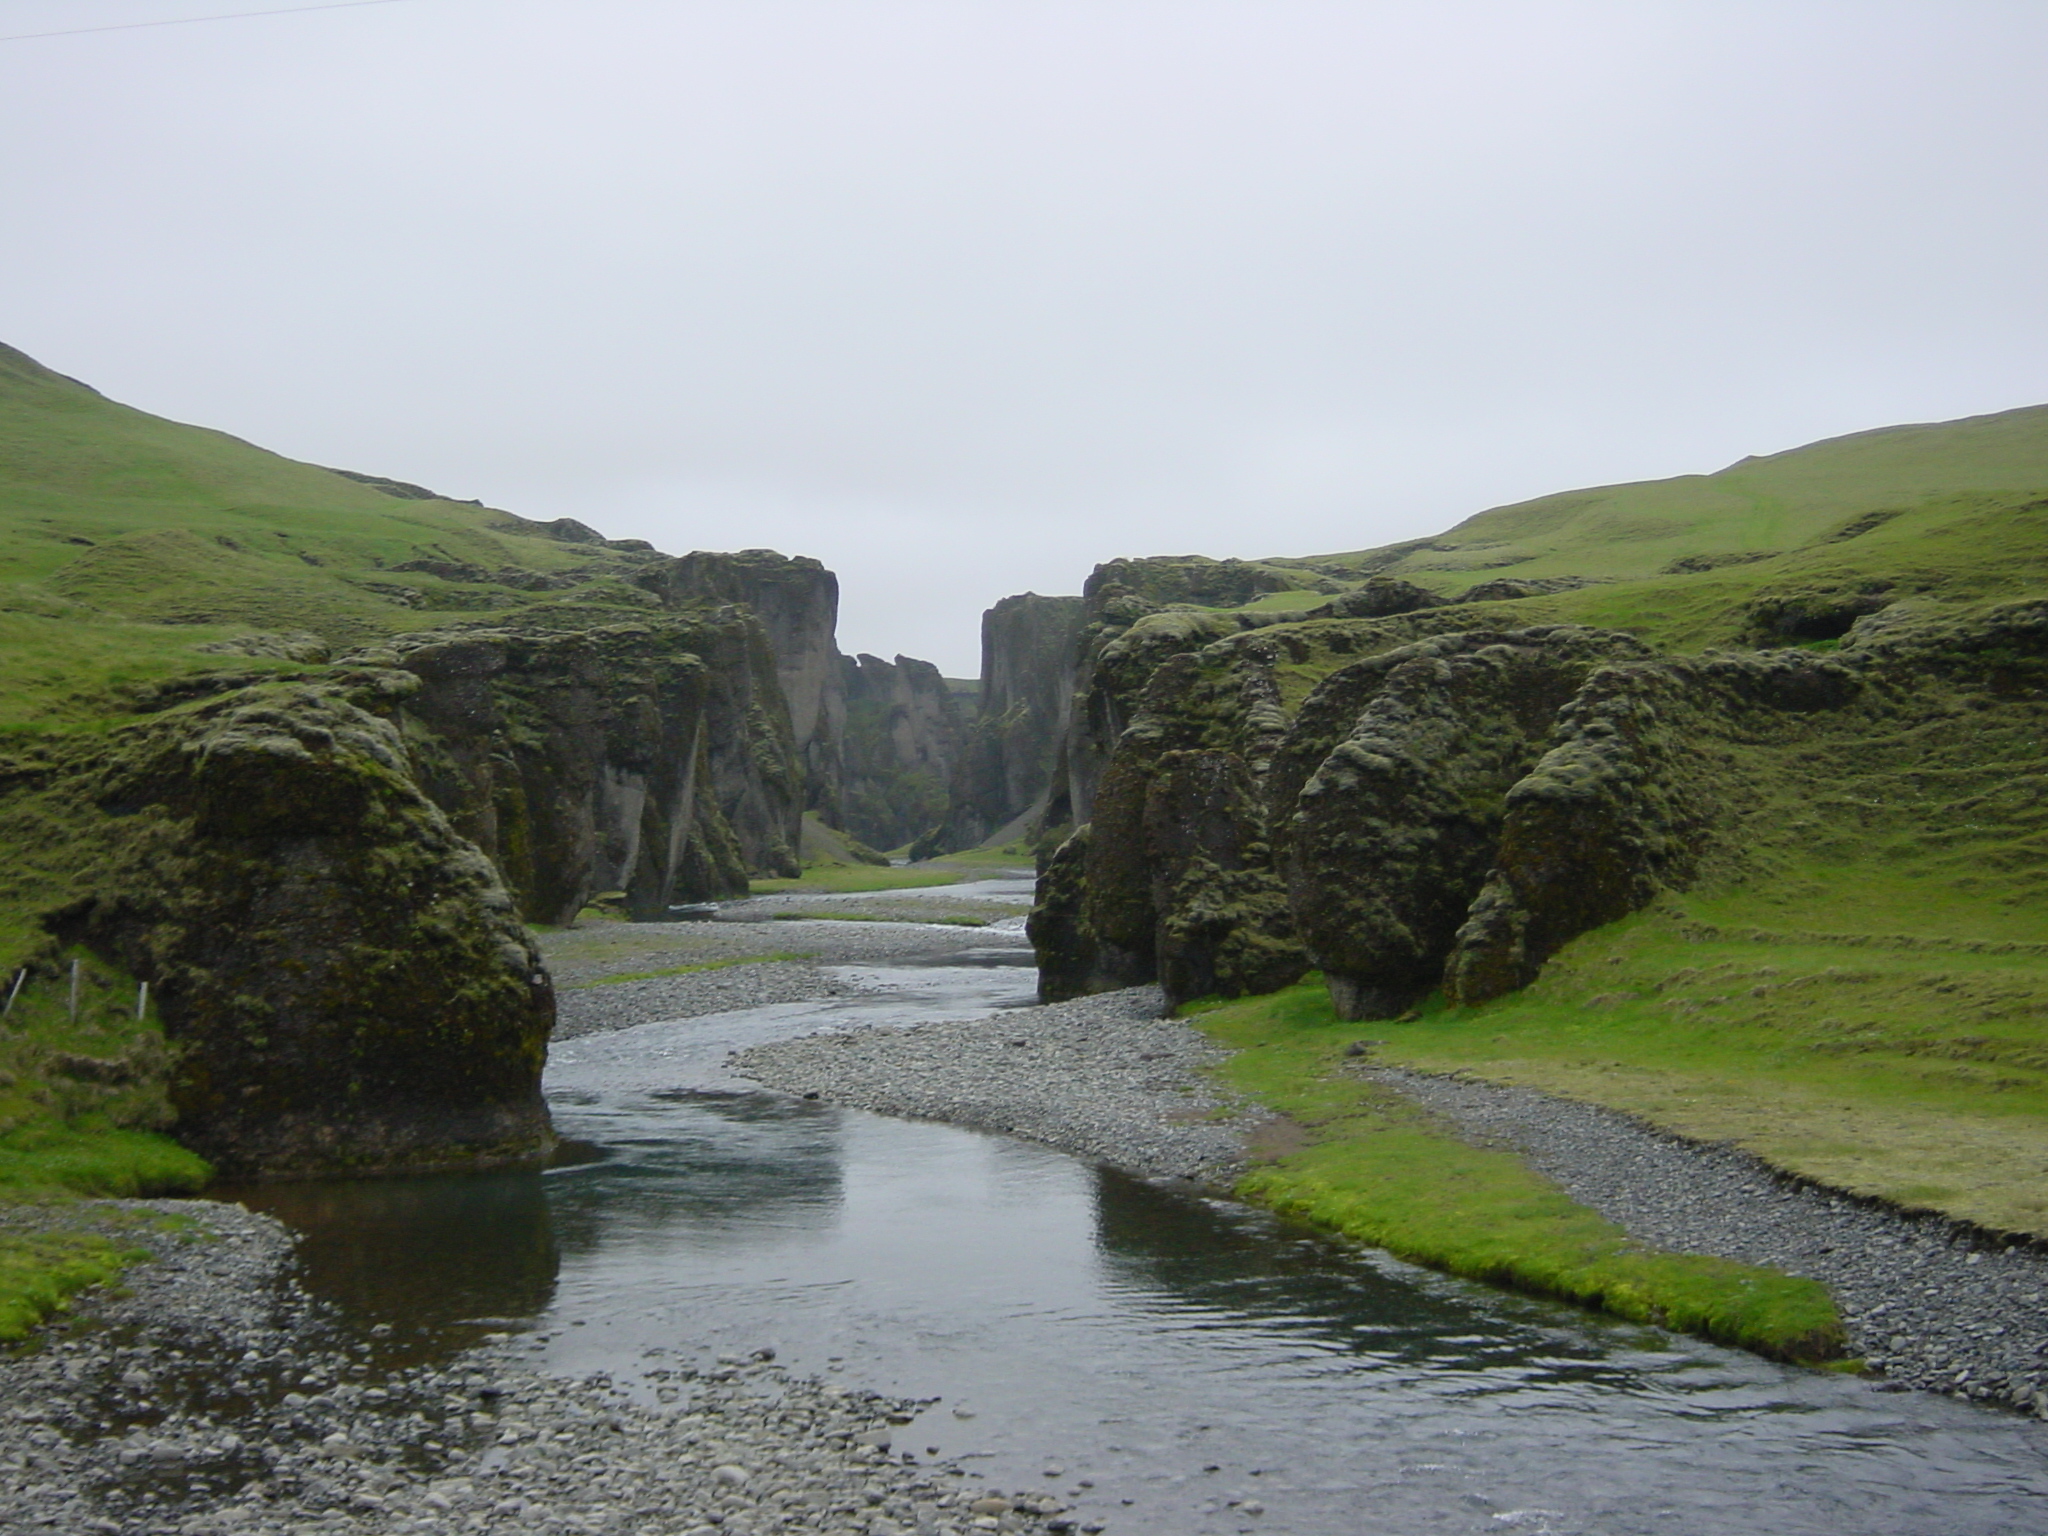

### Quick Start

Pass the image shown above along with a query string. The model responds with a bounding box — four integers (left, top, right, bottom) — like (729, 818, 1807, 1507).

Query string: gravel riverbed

(0, 1200, 1076, 1536)
(1367, 1066, 2048, 1417)
(735, 985, 1251, 1185)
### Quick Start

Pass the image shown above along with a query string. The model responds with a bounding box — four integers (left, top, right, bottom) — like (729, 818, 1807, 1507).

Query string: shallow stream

(235, 939, 2048, 1535)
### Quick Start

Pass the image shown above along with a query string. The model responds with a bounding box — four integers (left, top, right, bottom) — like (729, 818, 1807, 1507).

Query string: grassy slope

(1149, 402, 2048, 1250)
(0, 340, 645, 733)
(0, 341, 622, 1329)
(1324, 404, 2048, 590)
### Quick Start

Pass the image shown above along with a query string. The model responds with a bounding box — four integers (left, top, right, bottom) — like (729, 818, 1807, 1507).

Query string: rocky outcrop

(356, 611, 801, 924)
(26, 685, 554, 1178)
(1443, 647, 1865, 1005)
(930, 594, 1087, 851)
(1288, 629, 1652, 1017)
(635, 550, 845, 817)
(1048, 557, 1329, 830)
(838, 652, 966, 851)
(1033, 594, 2048, 1019)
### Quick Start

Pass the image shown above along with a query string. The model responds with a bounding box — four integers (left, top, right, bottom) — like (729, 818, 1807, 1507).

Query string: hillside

(1028, 401, 2048, 1249)
(0, 341, 676, 733)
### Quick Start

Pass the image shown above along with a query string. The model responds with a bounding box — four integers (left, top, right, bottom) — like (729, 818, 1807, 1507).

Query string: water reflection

(225, 1170, 558, 1358)
(544, 1087, 845, 1258)
(226, 968, 2048, 1535)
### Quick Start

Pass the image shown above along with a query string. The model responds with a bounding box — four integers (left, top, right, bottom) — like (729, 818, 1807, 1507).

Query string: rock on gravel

(1371, 1065, 2048, 1417)
(733, 984, 1256, 1184)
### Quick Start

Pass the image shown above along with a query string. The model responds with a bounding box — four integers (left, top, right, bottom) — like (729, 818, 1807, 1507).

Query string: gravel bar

(729, 963, 2048, 1420)
(549, 918, 1028, 1039)
(1370, 1066, 2048, 1417)
(0, 1201, 1078, 1536)
(734, 985, 1255, 1184)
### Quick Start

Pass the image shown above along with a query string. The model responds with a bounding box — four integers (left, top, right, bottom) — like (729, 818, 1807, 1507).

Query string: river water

(236, 938, 2048, 1536)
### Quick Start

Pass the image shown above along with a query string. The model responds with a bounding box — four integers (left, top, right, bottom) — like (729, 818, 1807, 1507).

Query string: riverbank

(734, 969, 2048, 1419)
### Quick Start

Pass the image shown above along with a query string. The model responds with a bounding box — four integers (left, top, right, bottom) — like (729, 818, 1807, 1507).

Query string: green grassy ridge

(1318, 404, 2048, 590)
(0, 340, 656, 734)
(1188, 981, 1845, 1361)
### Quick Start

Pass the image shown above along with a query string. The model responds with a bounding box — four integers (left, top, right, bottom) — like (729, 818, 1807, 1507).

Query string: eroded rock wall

(358, 611, 800, 923)
(933, 593, 1087, 851)
(1029, 600, 2036, 1016)
(839, 652, 966, 851)
(636, 549, 845, 820)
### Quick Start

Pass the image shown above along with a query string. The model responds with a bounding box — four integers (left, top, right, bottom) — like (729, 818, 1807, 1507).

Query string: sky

(4, 1, 2047, 675)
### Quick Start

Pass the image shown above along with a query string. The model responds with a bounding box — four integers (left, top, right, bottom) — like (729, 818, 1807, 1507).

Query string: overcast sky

(5, 1, 2046, 673)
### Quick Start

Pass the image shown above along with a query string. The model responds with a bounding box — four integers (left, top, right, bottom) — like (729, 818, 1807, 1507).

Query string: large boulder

(52, 686, 554, 1178)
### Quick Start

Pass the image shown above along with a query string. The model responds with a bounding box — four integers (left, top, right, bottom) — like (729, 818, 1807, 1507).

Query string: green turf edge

(0, 1122, 211, 1341)
(1187, 980, 1847, 1363)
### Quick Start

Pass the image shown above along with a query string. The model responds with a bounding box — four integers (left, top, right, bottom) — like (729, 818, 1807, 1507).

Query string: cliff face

(931, 594, 1087, 851)
(1049, 557, 1321, 830)
(838, 653, 966, 851)
(356, 610, 800, 923)
(635, 550, 845, 821)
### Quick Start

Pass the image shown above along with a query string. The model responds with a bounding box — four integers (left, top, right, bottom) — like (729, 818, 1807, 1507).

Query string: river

(235, 937, 2048, 1536)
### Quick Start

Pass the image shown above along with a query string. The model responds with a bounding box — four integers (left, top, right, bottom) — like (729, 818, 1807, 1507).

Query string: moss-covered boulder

(35, 685, 554, 1178)
(1444, 648, 1865, 1004)
(1287, 628, 1652, 1018)
(1142, 750, 1306, 1008)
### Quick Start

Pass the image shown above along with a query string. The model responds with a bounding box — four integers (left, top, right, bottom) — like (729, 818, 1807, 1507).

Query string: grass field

(1188, 982, 1847, 1361)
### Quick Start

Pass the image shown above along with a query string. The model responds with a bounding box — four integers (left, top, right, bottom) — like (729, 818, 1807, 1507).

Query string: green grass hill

(0, 339, 667, 734)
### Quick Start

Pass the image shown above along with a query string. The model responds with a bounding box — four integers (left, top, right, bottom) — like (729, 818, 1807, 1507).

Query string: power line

(0, 0, 408, 44)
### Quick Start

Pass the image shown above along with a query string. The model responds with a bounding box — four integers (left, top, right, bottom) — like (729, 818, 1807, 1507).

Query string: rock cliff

(928, 593, 1087, 852)
(1031, 595, 2048, 1017)
(635, 549, 846, 821)
(15, 685, 554, 1177)
(358, 610, 801, 922)
(838, 653, 966, 851)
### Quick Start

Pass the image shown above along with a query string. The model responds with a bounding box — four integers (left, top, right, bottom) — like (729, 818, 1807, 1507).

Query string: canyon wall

(838, 652, 967, 852)
(926, 593, 1087, 853)
(1029, 595, 2048, 1016)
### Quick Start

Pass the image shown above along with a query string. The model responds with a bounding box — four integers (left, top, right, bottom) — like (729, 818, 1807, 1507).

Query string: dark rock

(634, 549, 845, 821)
(839, 653, 966, 851)
(1141, 750, 1306, 1009)
(1444, 647, 1863, 1004)
(930, 594, 1087, 854)
(57, 687, 553, 1177)
(1287, 628, 1651, 1018)
(1303, 576, 1447, 620)
(373, 615, 798, 921)
(1746, 584, 1895, 641)
(1455, 575, 1602, 602)
(1026, 825, 1099, 1002)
